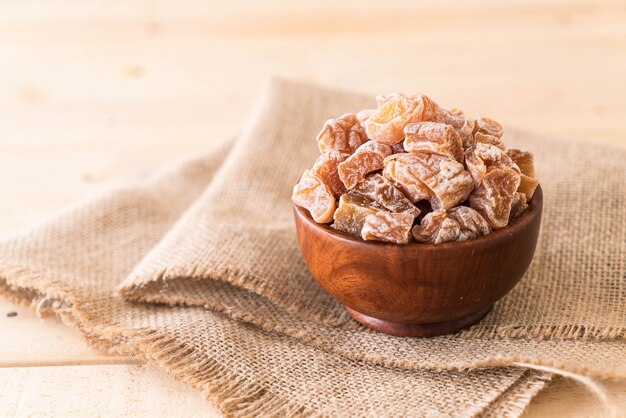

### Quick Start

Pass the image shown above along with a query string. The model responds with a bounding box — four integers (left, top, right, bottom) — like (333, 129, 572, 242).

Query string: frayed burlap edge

(117, 124, 626, 344)
(468, 324, 626, 341)
(0, 269, 320, 417)
(0, 265, 559, 417)
(115, 272, 626, 381)
(3, 264, 620, 416)
(121, 265, 626, 343)
(119, 265, 351, 327)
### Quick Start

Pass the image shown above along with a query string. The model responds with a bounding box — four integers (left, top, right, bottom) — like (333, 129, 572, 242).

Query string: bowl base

(344, 306, 492, 337)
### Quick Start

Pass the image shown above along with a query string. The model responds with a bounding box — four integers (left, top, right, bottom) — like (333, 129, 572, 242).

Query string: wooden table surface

(1, 1, 625, 416)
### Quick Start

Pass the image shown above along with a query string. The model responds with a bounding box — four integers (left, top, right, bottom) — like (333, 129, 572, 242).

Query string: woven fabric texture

(1, 79, 624, 417)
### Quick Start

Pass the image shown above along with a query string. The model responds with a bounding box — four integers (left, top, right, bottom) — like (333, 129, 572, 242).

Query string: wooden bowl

(293, 186, 543, 337)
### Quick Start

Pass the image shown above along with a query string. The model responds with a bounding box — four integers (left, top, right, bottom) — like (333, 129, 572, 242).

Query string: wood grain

(0, 365, 218, 417)
(0, 364, 623, 418)
(0, 301, 131, 367)
(0, 0, 624, 415)
(294, 187, 542, 336)
(1, 0, 625, 235)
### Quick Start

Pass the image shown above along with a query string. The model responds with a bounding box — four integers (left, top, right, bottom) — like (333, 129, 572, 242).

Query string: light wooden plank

(0, 363, 624, 417)
(0, 0, 623, 415)
(2, 297, 625, 415)
(524, 376, 626, 417)
(0, 3, 623, 232)
(0, 0, 623, 149)
(0, 364, 219, 417)
(0, 301, 131, 367)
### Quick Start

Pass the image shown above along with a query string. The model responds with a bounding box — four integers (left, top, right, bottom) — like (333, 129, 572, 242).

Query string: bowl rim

(294, 185, 543, 251)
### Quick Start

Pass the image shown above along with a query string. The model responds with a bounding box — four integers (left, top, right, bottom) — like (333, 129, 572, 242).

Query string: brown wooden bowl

(293, 186, 543, 337)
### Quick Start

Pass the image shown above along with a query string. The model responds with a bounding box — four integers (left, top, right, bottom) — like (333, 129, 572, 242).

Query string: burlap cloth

(1, 79, 624, 417)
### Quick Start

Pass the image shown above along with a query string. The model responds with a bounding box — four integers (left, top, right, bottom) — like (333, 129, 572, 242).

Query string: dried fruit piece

(353, 173, 420, 218)
(297, 92, 540, 238)
(507, 149, 539, 198)
(317, 113, 367, 154)
(474, 132, 505, 151)
(412, 211, 458, 244)
(434, 109, 475, 149)
(356, 109, 377, 125)
(469, 168, 521, 229)
(311, 150, 349, 197)
(383, 154, 433, 203)
(518, 174, 539, 199)
(433, 108, 465, 130)
(476, 117, 504, 138)
(338, 141, 392, 189)
(332, 193, 384, 236)
(361, 212, 414, 244)
(383, 153, 474, 211)
(509, 192, 528, 222)
(465, 143, 519, 187)
(459, 118, 476, 149)
(292, 170, 337, 223)
(449, 206, 492, 240)
(403, 122, 464, 162)
(365, 93, 439, 145)
(412, 206, 490, 244)
(507, 149, 535, 177)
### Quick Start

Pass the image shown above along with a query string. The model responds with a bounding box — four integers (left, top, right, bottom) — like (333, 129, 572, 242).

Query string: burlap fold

(118, 80, 626, 378)
(0, 147, 549, 418)
(121, 79, 626, 342)
(1, 79, 624, 416)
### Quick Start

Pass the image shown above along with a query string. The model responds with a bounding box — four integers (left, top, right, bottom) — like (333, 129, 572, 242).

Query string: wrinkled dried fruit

(404, 122, 464, 162)
(474, 132, 505, 151)
(412, 211, 457, 244)
(317, 113, 368, 154)
(382, 154, 433, 203)
(353, 173, 420, 218)
(292, 170, 337, 223)
(311, 150, 349, 197)
(507, 149, 538, 198)
(459, 118, 477, 149)
(507, 149, 535, 177)
(338, 141, 392, 189)
(509, 192, 528, 222)
(298, 91, 539, 243)
(433, 108, 465, 130)
(332, 193, 384, 236)
(465, 143, 519, 187)
(365, 93, 438, 145)
(433, 109, 476, 149)
(476, 117, 504, 138)
(518, 174, 539, 199)
(356, 109, 377, 125)
(383, 153, 474, 210)
(469, 168, 521, 229)
(412, 206, 490, 244)
(449, 206, 492, 240)
(361, 211, 414, 244)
